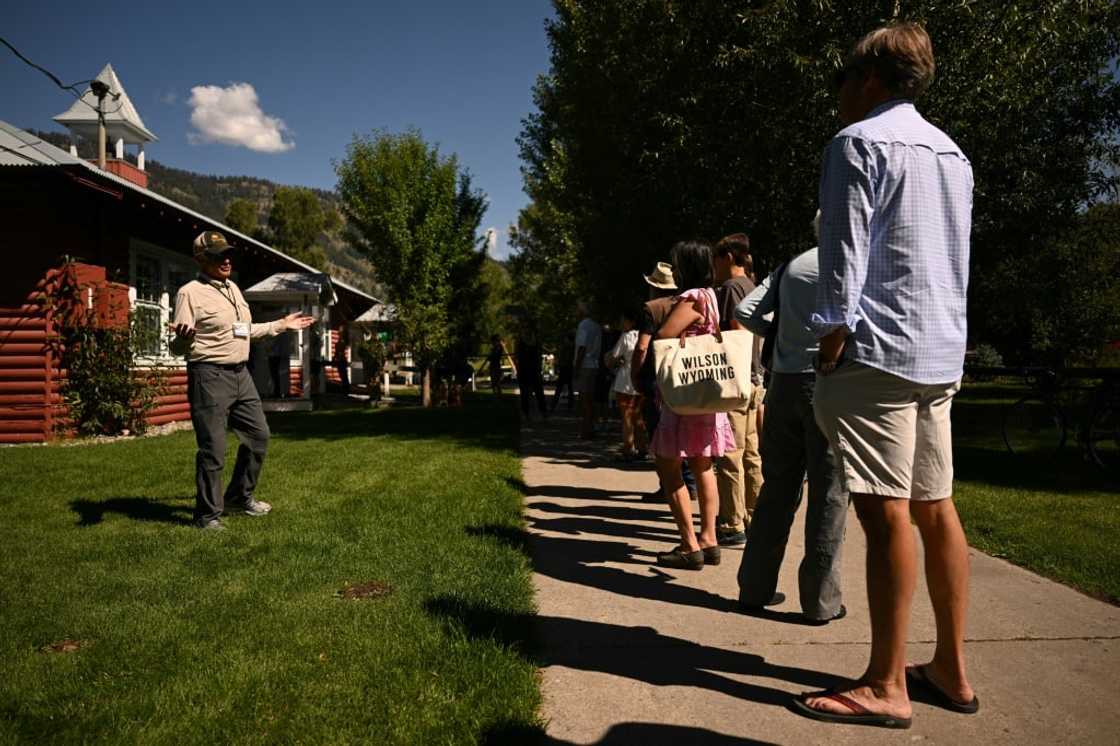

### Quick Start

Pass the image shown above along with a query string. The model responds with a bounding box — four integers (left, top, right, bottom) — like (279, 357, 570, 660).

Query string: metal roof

(0, 120, 379, 306)
(0, 122, 85, 166)
(53, 64, 158, 144)
(244, 272, 338, 306)
(353, 302, 397, 324)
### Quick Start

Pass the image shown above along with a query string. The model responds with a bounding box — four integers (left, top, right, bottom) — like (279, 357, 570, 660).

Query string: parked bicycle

(998, 367, 1119, 473)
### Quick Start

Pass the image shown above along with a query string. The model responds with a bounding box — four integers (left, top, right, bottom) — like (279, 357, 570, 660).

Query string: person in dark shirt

(712, 234, 765, 546)
(516, 320, 548, 419)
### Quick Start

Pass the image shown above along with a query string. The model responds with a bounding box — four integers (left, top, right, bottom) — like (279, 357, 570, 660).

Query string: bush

(974, 343, 1004, 369)
(46, 263, 165, 437)
(354, 334, 388, 400)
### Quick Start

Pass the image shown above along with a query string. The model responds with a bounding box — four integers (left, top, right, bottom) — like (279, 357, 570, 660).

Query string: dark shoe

(738, 591, 786, 612)
(906, 664, 980, 714)
(195, 518, 225, 531)
(804, 604, 847, 626)
(717, 529, 747, 547)
(656, 547, 704, 570)
(231, 499, 272, 517)
(701, 545, 721, 565)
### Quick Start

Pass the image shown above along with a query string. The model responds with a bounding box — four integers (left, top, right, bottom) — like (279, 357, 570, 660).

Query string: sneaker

(717, 529, 747, 547)
(195, 518, 226, 531)
(233, 499, 272, 517)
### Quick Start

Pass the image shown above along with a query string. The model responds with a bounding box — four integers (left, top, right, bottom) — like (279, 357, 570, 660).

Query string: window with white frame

(129, 240, 196, 363)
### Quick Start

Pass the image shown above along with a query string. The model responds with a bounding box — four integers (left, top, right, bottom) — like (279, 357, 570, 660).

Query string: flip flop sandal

(906, 665, 980, 714)
(790, 691, 912, 729)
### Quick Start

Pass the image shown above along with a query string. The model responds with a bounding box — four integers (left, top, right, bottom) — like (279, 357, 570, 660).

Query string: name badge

(233, 322, 250, 338)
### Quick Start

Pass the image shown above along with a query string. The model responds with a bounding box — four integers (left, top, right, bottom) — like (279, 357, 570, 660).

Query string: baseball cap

(193, 231, 235, 259)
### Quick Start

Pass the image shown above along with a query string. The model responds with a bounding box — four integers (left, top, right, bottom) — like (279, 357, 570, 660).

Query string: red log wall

(0, 263, 191, 444)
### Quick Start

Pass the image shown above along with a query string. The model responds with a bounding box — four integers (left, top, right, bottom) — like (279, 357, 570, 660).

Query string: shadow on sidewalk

(529, 500, 672, 523)
(426, 594, 844, 711)
(471, 523, 731, 612)
(482, 720, 778, 745)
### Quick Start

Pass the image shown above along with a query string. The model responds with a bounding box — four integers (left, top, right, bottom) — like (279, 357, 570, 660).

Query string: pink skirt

(651, 405, 736, 459)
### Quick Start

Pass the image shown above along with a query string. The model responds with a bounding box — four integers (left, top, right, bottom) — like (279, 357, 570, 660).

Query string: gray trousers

(188, 363, 270, 524)
(737, 372, 848, 620)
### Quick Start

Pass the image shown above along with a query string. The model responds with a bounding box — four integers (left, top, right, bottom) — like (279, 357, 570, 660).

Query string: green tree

(267, 186, 328, 271)
(224, 198, 259, 237)
(521, 0, 1120, 356)
(335, 130, 486, 406)
(508, 199, 581, 347)
(1013, 203, 1120, 366)
(444, 174, 502, 373)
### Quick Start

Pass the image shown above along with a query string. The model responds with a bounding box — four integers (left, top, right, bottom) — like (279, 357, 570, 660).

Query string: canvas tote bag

(653, 290, 753, 415)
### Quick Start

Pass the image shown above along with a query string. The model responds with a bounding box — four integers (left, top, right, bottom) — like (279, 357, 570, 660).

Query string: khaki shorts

(813, 362, 960, 501)
(574, 368, 598, 395)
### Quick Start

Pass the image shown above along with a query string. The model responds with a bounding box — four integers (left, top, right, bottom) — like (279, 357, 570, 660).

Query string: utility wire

(0, 36, 121, 118)
(0, 37, 91, 96)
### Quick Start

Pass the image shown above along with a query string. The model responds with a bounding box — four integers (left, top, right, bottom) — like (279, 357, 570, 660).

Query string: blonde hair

(849, 22, 935, 99)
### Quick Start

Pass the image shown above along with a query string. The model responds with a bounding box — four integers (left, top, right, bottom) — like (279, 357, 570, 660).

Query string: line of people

(549, 21, 977, 731)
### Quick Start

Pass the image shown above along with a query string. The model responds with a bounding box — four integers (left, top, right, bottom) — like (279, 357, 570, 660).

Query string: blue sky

(4, 1, 555, 258)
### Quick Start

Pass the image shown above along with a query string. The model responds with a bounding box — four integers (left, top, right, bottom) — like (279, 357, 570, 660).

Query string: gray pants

(737, 372, 848, 620)
(188, 363, 270, 524)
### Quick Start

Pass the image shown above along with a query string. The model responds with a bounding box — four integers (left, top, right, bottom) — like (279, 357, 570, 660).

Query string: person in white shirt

(607, 310, 646, 459)
(573, 302, 602, 439)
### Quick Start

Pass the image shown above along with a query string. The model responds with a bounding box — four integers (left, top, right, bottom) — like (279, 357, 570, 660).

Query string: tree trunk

(421, 366, 432, 408)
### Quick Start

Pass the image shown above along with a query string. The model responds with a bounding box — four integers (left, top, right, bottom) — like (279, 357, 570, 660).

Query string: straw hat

(643, 262, 677, 290)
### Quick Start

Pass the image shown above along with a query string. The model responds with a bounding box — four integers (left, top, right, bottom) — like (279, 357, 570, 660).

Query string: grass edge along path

(0, 397, 543, 744)
(952, 382, 1120, 606)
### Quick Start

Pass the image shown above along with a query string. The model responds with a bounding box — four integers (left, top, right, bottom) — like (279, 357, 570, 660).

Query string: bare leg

(910, 498, 974, 703)
(620, 396, 636, 453)
(656, 456, 698, 551)
(805, 494, 913, 719)
(688, 456, 718, 549)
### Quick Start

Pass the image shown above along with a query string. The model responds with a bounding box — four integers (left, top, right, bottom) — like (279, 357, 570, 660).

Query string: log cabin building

(0, 98, 378, 443)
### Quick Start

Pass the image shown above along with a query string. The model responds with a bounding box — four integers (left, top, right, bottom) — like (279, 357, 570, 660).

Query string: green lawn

(952, 381, 1120, 604)
(0, 397, 539, 744)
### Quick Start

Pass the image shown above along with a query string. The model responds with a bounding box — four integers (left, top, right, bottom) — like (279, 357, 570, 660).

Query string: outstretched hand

(172, 323, 196, 340)
(279, 312, 315, 331)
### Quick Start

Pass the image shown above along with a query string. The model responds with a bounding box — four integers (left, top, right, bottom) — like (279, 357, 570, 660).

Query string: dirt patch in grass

(39, 639, 92, 654)
(337, 581, 392, 600)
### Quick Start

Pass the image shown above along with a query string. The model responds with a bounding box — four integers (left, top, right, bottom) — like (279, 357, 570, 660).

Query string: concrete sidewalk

(521, 413, 1120, 745)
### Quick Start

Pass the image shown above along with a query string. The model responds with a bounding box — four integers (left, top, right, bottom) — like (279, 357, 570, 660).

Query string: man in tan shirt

(171, 231, 313, 530)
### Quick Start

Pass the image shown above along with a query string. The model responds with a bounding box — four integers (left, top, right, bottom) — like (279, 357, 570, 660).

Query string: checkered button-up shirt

(812, 100, 973, 385)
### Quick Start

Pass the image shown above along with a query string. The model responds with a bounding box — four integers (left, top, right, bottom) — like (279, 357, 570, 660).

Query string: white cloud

(187, 83, 293, 153)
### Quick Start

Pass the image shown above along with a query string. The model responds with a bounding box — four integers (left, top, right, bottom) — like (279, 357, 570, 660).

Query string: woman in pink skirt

(652, 240, 737, 570)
